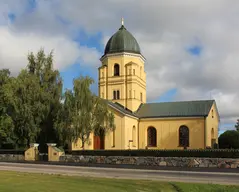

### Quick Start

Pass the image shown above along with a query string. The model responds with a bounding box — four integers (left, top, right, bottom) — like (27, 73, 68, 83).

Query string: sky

(0, 0, 238, 135)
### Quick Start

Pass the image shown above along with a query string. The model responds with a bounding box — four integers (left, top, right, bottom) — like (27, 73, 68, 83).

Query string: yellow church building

(71, 20, 220, 151)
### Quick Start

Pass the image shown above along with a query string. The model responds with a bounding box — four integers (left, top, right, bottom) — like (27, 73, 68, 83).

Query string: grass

(0, 171, 238, 192)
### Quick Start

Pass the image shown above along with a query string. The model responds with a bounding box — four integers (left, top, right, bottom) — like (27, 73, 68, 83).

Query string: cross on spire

(121, 17, 124, 26)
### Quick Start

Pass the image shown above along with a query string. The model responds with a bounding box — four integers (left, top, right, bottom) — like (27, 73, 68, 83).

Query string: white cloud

(77, 46, 101, 67)
(0, 26, 80, 73)
(0, 0, 101, 75)
(0, 0, 238, 126)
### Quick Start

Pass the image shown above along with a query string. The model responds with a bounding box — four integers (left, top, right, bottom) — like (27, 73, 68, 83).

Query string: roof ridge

(146, 99, 215, 105)
(135, 103, 144, 114)
(107, 101, 138, 118)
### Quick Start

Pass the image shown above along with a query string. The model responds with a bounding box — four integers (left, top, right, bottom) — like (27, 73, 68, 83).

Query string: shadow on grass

(171, 182, 239, 192)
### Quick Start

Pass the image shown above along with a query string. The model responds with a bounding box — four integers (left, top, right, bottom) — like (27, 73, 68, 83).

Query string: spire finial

(121, 17, 124, 26)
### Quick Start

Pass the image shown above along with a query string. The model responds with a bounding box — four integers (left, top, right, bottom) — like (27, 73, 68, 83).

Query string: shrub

(219, 130, 239, 149)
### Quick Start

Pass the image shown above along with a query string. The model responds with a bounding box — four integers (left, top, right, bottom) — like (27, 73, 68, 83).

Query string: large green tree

(8, 70, 44, 147)
(55, 76, 115, 149)
(0, 49, 63, 149)
(218, 130, 239, 149)
(0, 69, 15, 148)
(0, 48, 114, 150)
(27, 49, 63, 151)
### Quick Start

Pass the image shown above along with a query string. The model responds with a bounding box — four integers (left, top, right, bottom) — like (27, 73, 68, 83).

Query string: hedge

(69, 149, 239, 158)
(1, 149, 239, 158)
(0, 149, 25, 155)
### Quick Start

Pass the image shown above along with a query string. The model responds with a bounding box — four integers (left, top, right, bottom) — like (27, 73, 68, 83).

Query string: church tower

(98, 19, 146, 112)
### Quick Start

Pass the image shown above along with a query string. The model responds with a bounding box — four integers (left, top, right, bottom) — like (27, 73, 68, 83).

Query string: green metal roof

(136, 100, 215, 118)
(107, 101, 138, 117)
(107, 100, 215, 119)
(104, 25, 141, 55)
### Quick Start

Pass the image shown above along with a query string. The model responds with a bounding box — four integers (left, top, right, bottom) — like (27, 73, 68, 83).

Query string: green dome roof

(104, 25, 141, 55)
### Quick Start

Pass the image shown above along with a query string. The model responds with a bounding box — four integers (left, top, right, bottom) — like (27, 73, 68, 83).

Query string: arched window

(147, 127, 157, 147)
(114, 64, 120, 76)
(179, 125, 189, 147)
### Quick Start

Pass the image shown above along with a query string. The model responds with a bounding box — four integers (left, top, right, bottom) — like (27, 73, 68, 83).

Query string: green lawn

(0, 171, 238, 192)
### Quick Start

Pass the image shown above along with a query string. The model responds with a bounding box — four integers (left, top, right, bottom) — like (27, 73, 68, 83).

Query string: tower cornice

(100, 52, 146, 63)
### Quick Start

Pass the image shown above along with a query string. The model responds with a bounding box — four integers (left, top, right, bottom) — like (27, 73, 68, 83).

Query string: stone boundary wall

(59, 155, 239, 169)
(0, 154, 25, 161)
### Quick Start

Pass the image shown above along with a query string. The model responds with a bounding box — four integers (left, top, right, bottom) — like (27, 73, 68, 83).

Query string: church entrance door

(93, 129, 105, 150)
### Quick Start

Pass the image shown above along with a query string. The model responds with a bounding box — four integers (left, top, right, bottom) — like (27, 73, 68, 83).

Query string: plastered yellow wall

(70, 107, 219, 151)
(124, 116, 139, 149)
(104, 109, 139, 150)
(205, 102, 219, 147)
(99, 53, 146, 112)
(105, 108, 125, 149)
(24, 147, 39, 161)
(70, 107, 140, 150)
(71, 108, 126, 150)
(70, 107, 219, 150)
(138, 117, 205, 149)
(71, 133, 94, 150)
(48, 146, 64, 162)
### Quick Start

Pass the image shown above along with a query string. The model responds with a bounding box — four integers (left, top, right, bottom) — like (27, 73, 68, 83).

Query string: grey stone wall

(59, 155, 239, 168)
(0, 154, 24, 161)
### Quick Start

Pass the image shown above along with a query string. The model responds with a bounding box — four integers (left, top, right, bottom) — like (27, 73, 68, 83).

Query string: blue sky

(1, 0, 238, 136)
(60, 31, 104, 94)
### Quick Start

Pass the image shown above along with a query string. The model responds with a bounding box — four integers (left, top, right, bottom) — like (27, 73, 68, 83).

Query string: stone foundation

(59, 155, 239, 168)
(0, 154, 25, 161)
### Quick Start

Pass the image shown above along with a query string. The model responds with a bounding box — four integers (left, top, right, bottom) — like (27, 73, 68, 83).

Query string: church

(71, 20, 220, 150)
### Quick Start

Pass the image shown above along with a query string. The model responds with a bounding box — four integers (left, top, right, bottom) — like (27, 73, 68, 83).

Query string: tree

(8, 70, 44, 147)
(27, 49, 63, 152)
(235, 119, 239, 132)
(91, 96, 116, 138)
(0, 69, 15, 148)
(218, 130, 239, 149)
(55, 76, 115, 149)
(54, 89, 75, 148)
(0, 48, 115, 150)
(0, 49, 63, 149)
